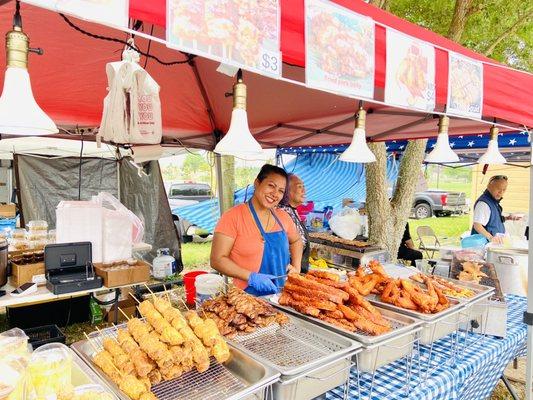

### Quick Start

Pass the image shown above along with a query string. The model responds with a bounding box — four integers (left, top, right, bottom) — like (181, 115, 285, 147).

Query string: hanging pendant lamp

(478, 126, 506, 165)
(214, 70, 263, 157)
(424, 116, 459, 163)
(0, 1, 58, 135)
(339, 107, 376, 163)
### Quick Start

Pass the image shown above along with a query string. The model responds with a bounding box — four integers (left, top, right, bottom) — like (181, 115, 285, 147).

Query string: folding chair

(416, 225, 441, 258)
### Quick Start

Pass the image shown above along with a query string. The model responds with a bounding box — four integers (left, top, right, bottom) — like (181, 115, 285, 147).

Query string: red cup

(183, 271, 208, 305)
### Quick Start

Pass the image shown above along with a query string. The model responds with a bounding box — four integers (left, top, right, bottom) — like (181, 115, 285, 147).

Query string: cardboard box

(105, 298, 136, 323)
(11, 261, 45, 287)
(94, 260, 150, 288)
(0, 204, 16, 218)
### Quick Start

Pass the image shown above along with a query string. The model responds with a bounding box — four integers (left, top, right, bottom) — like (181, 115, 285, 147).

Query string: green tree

(181, 154, 211, 183)
(387, 0, 532, 71)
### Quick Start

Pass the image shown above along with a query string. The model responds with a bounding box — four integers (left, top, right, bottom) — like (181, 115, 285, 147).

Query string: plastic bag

(328, 207, 361, 241)
(95, 192, 144, 244)
(0, 328, 29, 360)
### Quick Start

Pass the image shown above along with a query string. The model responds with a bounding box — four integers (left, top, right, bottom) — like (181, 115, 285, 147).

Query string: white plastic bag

(329, 207, 361, 241)
(98, 42, 162, 145)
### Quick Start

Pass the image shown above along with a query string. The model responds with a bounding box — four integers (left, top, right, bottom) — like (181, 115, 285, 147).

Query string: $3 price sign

(259, 50, 281, 76)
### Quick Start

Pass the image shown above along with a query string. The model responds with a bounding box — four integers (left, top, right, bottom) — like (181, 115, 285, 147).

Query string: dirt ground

(491, 357, 527, 400)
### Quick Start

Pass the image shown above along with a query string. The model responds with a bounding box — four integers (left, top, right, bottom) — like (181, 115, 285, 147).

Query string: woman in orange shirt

(210, 164, 302, 296)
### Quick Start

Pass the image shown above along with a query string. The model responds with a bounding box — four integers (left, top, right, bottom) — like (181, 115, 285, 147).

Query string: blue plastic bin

(461, 234, 488, 249)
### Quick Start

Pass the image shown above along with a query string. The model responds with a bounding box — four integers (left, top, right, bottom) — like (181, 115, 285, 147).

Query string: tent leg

(501, 375, 520, 400)
(527, 143, 533, 400)
(214, 152, 229, 290)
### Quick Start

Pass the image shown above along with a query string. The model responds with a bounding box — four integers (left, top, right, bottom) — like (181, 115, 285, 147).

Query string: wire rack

(232, 321, 344, 369)
(83, 323, 271, 400)
(152, 359, 247, 400)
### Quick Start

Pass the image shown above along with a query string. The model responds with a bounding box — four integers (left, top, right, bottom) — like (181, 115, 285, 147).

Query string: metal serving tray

(413, 276, 495, 304)
(366, 294, 465, 322)
(266, 295, 422, 345)
(229, 312, 361, 377)
(70, 349, 121, 399)
(71, 325, 280, 400)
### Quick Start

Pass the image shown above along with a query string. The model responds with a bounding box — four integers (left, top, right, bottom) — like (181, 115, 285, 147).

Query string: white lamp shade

(339, 128, 376, 163)
(478, 139, 506, 165)
(425, 133, 459, 163)
(214, 108, 263, 156)
(0, 67, 58, 135)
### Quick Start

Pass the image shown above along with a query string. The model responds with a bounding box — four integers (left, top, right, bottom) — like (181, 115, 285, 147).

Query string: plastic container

(0, 328, 30, 360)
(195, 273, 224, 304)
(28, 343, 72, 399)
(0, 356, 27, 400)
(183, 270, 208, 305)
(27, 220, 48, 231)
(10, 238, 29, 251)
(11, 228, 26, 240)
(461, 234, 488, 249)
(152, 248, 176, 279)
(26, 231, 48, 241)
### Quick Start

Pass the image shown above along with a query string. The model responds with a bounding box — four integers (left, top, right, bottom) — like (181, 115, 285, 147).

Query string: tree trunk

(368, 0, 390, 11)
(366, 140, 427, 261)
(365, 143, 393, 251)
(220, 155, 235, 212)
(447, 0, 474, 41)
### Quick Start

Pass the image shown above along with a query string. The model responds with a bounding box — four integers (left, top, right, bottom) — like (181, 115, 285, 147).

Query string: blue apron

(245, 201, 290, 296)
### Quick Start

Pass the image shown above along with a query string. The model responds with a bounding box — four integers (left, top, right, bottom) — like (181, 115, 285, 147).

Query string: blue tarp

(173, 153, 399, 233)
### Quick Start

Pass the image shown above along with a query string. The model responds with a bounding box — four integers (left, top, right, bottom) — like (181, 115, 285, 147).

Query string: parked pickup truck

(167, 182, 212, 242)
(412, 190, 469, 219)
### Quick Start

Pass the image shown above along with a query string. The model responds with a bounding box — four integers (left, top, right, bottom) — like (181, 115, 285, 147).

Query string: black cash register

(45, 242, 103, 295)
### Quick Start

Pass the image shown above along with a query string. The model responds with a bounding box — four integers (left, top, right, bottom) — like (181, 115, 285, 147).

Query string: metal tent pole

(526, 143, 533, 400)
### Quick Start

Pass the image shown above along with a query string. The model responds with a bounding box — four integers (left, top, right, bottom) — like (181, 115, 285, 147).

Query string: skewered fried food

(284, 282, 345, 304)
(138, 302, 184, 346)
(323, 309, 344, 319)
(116, 329, 155, 377)
(287, 273, 349, 302)
(305, 274, 349, 289)
(103, 338, 135, 375)
(118, 374, 148, 400)
(307, 269, 341, 282)
(279, 292, 321, 317)
(93, 350, 121, 383)
(147, 369, 162, 385)
(283, 289, 337, 311)
(139, 392, 158, 400)
(127, 319, 173, 369)
(318, 315, 356, 331)
(411, 273, 475, 298)
(210, 337, 230, 363)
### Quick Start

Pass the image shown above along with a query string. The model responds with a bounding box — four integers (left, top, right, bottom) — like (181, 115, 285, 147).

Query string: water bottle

(152, 248, 175, 279)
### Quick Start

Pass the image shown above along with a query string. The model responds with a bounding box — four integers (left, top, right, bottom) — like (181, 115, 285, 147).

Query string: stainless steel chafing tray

(71, 324, 280, 400)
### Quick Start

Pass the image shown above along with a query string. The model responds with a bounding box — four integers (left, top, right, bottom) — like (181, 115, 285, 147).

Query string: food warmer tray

(228, 311, 362, 376)
(434, 277, 495, 303)
(71, 324, 280, 400)
(70, 348, 121, 399)
(266, 295, 422, 346)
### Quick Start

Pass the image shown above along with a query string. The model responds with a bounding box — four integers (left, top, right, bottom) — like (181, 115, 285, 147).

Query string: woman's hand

(286, 264, 300, 274)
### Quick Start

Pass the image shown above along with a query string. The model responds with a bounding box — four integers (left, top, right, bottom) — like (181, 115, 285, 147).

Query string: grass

(408, 214, 471, 246)
(181, 242, 212, 270)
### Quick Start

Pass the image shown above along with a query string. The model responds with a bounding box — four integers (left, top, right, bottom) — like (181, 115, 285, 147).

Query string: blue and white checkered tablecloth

(326, 295, 527, 400)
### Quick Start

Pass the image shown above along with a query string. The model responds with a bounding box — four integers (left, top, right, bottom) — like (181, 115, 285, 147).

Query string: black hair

(256, 164, 288, 182)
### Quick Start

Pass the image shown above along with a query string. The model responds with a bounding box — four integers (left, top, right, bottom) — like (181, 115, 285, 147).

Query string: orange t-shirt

(214, 203, 298, 289)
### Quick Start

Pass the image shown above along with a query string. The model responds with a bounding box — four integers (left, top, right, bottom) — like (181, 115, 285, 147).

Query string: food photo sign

(385, 29, 436, 111)
(166, 0, 282, 77)
(23, 0, 129, 28)
(447, 52, 483, 119)
(305, 0, 375, 99)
